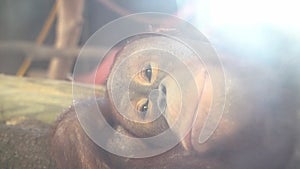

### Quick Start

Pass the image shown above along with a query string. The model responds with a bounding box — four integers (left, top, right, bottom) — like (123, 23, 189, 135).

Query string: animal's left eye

(137, 99, 149, 119)
(140, 100, 149, 113)
(144, 65, 152, 82)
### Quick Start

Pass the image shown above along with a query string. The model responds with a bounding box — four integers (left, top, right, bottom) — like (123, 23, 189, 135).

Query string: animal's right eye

(135, 62, 158, 85)
(144, 65, 152, 82)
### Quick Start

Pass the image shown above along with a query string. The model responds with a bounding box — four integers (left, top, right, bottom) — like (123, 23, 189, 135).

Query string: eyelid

(135, 62, 158, 85)
(136, 98, 148, 110)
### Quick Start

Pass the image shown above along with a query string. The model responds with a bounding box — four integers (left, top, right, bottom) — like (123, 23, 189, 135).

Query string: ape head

(52, 35, 297, 169)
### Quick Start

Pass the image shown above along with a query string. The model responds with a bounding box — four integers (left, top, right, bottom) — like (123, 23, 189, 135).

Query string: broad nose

(147, 83, 167, 117)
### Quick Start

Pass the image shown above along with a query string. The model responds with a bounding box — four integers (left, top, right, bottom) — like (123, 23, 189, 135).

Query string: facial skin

(52, 35, 297, 169)
(106, 35, 211, 141)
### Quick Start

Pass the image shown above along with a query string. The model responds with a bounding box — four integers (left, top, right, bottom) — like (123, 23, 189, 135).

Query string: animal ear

(93, 36, 137, 85)
(94, 47, 121, 85)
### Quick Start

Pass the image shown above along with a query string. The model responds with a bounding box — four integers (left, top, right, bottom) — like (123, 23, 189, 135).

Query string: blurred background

(0, 0, 178, 78)
(0, 0, 299, 80)
(0, 0, 299, 168)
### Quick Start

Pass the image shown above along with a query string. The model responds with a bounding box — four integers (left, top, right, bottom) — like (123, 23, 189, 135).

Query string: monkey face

(106, 35, 212, 151)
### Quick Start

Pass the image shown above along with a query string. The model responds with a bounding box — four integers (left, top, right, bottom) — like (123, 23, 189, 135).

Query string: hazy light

(176, 0, 300, 64)
(177, 0, 300, 34)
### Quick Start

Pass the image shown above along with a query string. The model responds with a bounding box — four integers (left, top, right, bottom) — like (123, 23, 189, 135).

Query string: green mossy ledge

(0, 74, 104, 169)
(0, 74, 105, 124)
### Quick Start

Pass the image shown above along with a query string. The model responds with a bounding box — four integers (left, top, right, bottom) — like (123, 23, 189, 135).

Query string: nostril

(157, 84, 167, 113)
(161, 84, 167, 95)
(158, 97, 167, 113)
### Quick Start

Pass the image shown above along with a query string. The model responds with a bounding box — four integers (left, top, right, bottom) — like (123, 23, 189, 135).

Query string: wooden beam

(47, 0, 85, 79)
(0, 41, 105, 60)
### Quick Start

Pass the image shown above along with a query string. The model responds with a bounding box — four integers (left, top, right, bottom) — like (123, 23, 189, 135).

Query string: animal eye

(144, 65, 152, 82)
(138, 99, 149, 118)
(140, 99, 149, 113)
